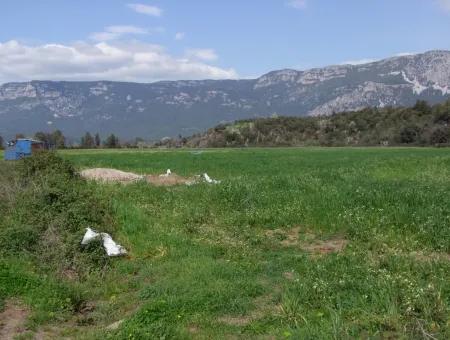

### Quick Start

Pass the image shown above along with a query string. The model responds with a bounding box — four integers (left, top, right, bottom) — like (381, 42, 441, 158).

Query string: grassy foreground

(2, 147, 450, 339)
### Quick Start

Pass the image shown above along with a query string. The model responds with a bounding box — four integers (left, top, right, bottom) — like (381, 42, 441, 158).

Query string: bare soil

(146, 173, 194, 186)
(217, 315, 253, 326)
(0, 300, 30, 340)
(265, 226, 348, 255)
(409, 251, 450, 262)
(80, 168, 195, 186)
(301, 238, 348, 255)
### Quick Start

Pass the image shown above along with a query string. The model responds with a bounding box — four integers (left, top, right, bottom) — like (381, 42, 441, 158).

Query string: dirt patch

(301, 238, 348, 255)
(0, 300, 30, 340)
(218, 292, 281, 328)
(146, 173, 194, 186)
(61, 268, 79, 281)
(81, 168, 143, 183)
(266, 227, 316, 247)
(409, 251, 450, 263)
(265, 227, 347, 255)
(266, 227, 301, 247)
(106, 319, 124, 331)
(283, 271, 295, 280)
(217, 315, 253, 327)
(187, 324, 199, 334)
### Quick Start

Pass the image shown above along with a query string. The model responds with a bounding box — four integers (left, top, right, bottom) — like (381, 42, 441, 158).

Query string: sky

(0, 0, 450, 84)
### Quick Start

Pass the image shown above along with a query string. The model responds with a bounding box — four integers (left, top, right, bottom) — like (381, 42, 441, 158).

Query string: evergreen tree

(94, 133, 101, 148)
(104, 134, 120, 148)
(0, 135, 3, 149)
(34, 132, 49, 144)
(80, 132, 95, 149)
(34, 130, 66, 149)
(413, 100, 431, 115)
(51, 130, 66, 149)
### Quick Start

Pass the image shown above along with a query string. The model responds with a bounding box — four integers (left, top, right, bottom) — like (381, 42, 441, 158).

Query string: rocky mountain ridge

(0, 50, 449, 140)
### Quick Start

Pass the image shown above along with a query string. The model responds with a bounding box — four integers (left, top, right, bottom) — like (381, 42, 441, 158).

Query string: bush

(399, 125, 421, 144)
(0, 151, 115, 274)
(429, 127, 450, 145)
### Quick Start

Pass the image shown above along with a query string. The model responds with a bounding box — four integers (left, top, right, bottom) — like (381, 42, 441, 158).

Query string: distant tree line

(181, 100, 450, 148)
(0, 131, 131, 149)
(77, 132, 123, 149)
(2, 100, 449, 150)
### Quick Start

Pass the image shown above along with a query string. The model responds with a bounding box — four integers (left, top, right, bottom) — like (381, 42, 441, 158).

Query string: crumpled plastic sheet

(81, 228, 127, 257)
(202, 173, 221, 184)
(159, 169, 172, 177)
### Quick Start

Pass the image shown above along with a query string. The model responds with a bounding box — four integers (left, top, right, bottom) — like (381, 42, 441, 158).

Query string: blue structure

(4, 139, 45, 161)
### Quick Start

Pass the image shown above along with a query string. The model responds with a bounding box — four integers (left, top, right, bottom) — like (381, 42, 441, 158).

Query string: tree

(80, 132, 95, 149)
(0, 135, 3, 149)
(104, 134, 120, 148)
(399, 125, 420, 144)
(34, 130, 66, 149)
(430, 127, 450, 145)
(51, 130, 66, 149)
(94, 133, 101, 148)
(15, 133, 25, 139)
(34, 132, 50, 144)
(413, 100, 431, 115)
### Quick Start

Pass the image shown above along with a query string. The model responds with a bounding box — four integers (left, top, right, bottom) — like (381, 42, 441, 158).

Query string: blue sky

(0, 0, 449, 83)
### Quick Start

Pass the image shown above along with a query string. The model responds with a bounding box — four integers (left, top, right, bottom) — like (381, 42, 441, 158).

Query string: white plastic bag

(203, 173, 221, 184)
(159, 169, 172, 177)
(81, 228, 127, 257)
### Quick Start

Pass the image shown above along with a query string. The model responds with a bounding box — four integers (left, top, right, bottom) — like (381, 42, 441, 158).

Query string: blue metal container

(4, 139, 45, 161)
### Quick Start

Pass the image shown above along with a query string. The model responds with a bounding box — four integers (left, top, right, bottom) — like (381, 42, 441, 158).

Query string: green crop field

(1, 147, 450, 339)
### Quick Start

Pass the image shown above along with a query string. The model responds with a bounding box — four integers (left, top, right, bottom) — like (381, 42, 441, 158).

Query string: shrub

(429, 127, 450, 145)
(399, 125, 421, 144)
(0, 151, 115, 274)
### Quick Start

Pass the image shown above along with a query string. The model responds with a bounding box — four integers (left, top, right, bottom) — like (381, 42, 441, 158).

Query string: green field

(1, 148, 450, 339)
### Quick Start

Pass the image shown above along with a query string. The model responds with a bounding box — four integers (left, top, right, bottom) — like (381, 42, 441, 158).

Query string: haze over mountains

(0, 50, 449, 140)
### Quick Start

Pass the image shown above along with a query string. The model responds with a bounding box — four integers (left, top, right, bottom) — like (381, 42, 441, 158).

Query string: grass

(1, 147, 450, 339)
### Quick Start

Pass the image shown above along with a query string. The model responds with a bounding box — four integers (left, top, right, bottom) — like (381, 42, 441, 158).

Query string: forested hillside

(183, 100, 450, 147)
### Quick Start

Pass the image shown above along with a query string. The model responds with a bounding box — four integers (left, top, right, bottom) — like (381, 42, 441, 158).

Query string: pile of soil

(81, 168, 195, 186)
(80, 168, 144, 183)
(146, 174, 194, 186)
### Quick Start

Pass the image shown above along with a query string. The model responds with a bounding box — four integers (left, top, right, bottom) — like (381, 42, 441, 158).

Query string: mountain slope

(1, 50, 449, 140)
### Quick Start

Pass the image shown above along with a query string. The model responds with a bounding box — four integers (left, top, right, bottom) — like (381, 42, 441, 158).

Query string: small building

(4, 138, 46, 161)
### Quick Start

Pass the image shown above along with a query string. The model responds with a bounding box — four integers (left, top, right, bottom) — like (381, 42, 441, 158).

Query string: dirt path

(0, 300, 30, 340)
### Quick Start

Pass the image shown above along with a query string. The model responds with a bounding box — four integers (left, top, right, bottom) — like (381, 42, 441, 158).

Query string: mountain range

(1, 50, 449, 141)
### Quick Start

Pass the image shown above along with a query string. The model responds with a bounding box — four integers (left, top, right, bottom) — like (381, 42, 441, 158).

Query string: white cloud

(89, 32, 121, 42)
(394, 52, 416, 57)
(0, 40, 238, 84)
(175, 32, 186, 41)
(186, 48, 218, 61)
(342, 58, 377, 65)
(127, 3, 162, 16)
(438, 0, 450, 11)
(106, 25, 148, 35)
(90, 25, 163, 42)
(287, 0, 307, 9)
(342, 52, 419, 66)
